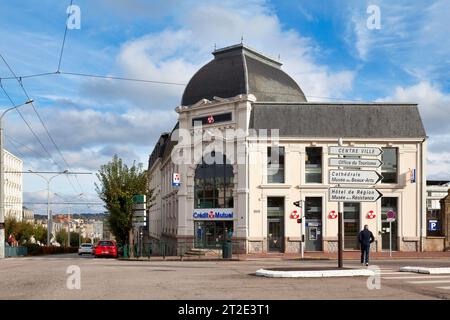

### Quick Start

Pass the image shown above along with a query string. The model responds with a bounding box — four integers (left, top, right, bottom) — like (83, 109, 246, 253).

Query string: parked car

(78, 243, 94, 255)
(94, 240, 118, 258)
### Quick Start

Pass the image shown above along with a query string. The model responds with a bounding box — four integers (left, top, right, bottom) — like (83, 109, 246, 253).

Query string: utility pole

(0, 99, 33, 259)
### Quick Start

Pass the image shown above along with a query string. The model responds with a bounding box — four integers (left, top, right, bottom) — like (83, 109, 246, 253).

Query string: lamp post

(28, 170, 68, 246)
(0, 99, 34, 259)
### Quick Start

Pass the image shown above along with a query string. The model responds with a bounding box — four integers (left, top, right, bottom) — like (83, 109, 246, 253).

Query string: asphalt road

(1, 254, 450, 300)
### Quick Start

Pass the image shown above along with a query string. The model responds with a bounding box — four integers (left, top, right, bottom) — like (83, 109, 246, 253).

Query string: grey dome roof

(181, 44, 307, 106)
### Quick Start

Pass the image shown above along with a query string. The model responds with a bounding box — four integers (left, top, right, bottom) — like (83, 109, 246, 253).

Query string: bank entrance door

(267, 197, 284, 252)
(195, 221, 233, 249)
(381, 197, 398, 251)
(344, 202, 360, 250)
(305, 197, 323, 251)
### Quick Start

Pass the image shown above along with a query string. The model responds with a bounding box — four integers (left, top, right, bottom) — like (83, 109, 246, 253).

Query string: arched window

(194, 152, 234, 208)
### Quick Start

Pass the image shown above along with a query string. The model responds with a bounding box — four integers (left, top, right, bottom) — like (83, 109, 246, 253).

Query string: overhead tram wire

(0, 85, 64, 171)
(0, 54, 82, 195)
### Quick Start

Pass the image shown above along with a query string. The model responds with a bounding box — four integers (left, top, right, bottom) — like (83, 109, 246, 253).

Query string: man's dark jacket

(358, 229, 375, 246)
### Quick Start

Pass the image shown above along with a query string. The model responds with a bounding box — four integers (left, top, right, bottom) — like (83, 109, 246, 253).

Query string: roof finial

(214, 43, 217, 51)
(241, 35, 244, 44)
(278, 54, 281, 61)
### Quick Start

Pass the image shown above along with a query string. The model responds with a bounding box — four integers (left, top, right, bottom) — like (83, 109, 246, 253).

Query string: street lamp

(28, 169, 69, 246)
(0, 99, 34, 259)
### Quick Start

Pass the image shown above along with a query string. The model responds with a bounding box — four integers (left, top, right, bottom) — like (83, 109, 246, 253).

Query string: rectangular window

(305, 147, 322, 183)
(381, 148, 398, 183)
(267, 147, 285, 183)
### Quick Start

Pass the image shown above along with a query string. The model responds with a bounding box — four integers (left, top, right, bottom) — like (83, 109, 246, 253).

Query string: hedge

(24, 244, 78, 256)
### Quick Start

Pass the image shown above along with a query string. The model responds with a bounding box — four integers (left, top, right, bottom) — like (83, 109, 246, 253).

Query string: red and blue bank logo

(193, 210, 233, 219)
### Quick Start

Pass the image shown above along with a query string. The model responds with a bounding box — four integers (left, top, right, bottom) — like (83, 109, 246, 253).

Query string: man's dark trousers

(361, 244, 370, 264)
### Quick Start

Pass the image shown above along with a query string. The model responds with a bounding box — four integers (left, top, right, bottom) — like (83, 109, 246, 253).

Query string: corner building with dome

(147, 44, 434, 255)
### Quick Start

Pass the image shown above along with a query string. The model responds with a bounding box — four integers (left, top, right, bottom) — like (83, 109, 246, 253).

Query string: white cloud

(381, 81, 450, 179)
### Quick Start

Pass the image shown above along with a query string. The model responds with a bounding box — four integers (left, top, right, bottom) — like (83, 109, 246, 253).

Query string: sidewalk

(243, 251, 450, 260)
(118, 251, 450, 262)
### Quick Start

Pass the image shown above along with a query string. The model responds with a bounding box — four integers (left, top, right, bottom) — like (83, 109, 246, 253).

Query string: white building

(147, 44, 429, 254)
(4, 149, 23, 221)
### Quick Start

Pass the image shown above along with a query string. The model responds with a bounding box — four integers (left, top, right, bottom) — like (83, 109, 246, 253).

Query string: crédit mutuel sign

(193, 209, 234, 219)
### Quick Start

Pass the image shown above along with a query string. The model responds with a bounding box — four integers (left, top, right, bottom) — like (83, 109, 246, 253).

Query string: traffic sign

(386, 210, 396, 222)
(428, 220, 439, 231)
(132, 194, 146, 203)
(132, 222, 147, 227)
(329, 187, 383, 202)
(329, 146, 383, 157)
(329, 158, 383, 168)
(132, 203, 146, 210)
(328, 169, 383, 184)
(133, 210, 146, 217)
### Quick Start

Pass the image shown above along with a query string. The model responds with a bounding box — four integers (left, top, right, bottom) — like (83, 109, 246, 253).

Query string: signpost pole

(337, 138, 343, 269)
(389, 220, 392, 258)
(301, 200, 304, 260)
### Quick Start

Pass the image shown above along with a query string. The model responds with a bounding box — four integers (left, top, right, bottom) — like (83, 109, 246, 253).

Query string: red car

(94, 240, 118, 258)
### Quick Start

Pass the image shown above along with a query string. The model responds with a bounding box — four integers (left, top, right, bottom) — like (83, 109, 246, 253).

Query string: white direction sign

(133, 210, 146, 217)
(329, 146, 383, 157)
(328, 170, 383, 184)
(132, 222, 147, 227)
(329, 158, 383, 168)
(329, 187, 383, 202)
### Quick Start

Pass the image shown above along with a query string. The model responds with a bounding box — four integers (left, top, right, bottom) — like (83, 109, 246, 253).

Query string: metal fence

(121, 239, 243, 259)
(5, 246, 28, 257)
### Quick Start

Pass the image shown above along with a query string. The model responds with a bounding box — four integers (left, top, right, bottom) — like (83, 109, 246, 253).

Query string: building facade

(147, 44, 428, 254)
(4, 149, 23, 221)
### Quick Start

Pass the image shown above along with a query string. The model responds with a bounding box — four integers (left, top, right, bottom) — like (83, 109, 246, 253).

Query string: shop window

(267, 147, 285, 183)
(305, 147, 322, 183)
(194, 152, 234, 209)
(381, 148, 398, 184)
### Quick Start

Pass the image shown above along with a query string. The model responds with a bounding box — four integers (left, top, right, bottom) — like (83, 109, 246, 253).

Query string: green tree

(95, 155, 153, 246)
(56, 229, 68, 246)
(33, 224, 47, 244)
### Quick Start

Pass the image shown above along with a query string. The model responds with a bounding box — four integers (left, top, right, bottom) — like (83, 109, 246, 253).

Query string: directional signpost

(329, 158, 383, 168)
(329, 187, 383, 202)
(328, 142, 384, 268)
(328, 170, 383, 185)
(132, 195, 147, 258)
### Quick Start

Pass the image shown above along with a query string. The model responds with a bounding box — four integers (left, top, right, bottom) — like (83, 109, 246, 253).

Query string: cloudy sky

(0, 0, 449, 214)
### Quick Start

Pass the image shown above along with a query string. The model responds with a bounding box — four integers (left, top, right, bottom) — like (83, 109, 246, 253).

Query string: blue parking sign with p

(428, 220, 439, 231)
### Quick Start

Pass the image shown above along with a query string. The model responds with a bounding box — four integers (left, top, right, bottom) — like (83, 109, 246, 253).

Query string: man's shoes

(365, 263, 369, 266)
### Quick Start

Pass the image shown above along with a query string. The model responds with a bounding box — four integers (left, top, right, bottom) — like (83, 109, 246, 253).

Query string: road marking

(383, 275, 450, 280)
(379, 272, 403, 275)
(436, 286, 450, 290)
(407, 280, 450, 284)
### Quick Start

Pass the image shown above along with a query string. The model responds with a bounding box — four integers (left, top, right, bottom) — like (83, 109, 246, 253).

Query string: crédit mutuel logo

(193, 210, 233, 219)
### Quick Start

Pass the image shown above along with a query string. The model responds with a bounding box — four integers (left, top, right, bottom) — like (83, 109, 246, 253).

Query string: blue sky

(0, 0, 449, 214)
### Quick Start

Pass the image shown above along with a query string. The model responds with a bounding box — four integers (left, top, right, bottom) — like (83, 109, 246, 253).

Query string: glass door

(344, 203, 360, 250)
(268, 218, 283, 252)
(267, 197, 284, 252)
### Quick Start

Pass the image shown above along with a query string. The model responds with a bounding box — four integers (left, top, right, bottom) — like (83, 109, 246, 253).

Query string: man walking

(358, 225, 375, 266)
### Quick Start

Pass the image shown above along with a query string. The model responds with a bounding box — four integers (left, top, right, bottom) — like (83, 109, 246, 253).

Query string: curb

(255, 268, 375, 278)
(400, 266, 450, 274)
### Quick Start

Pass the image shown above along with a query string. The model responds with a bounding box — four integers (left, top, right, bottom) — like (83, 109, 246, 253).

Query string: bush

(23, 243, 78, 256)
